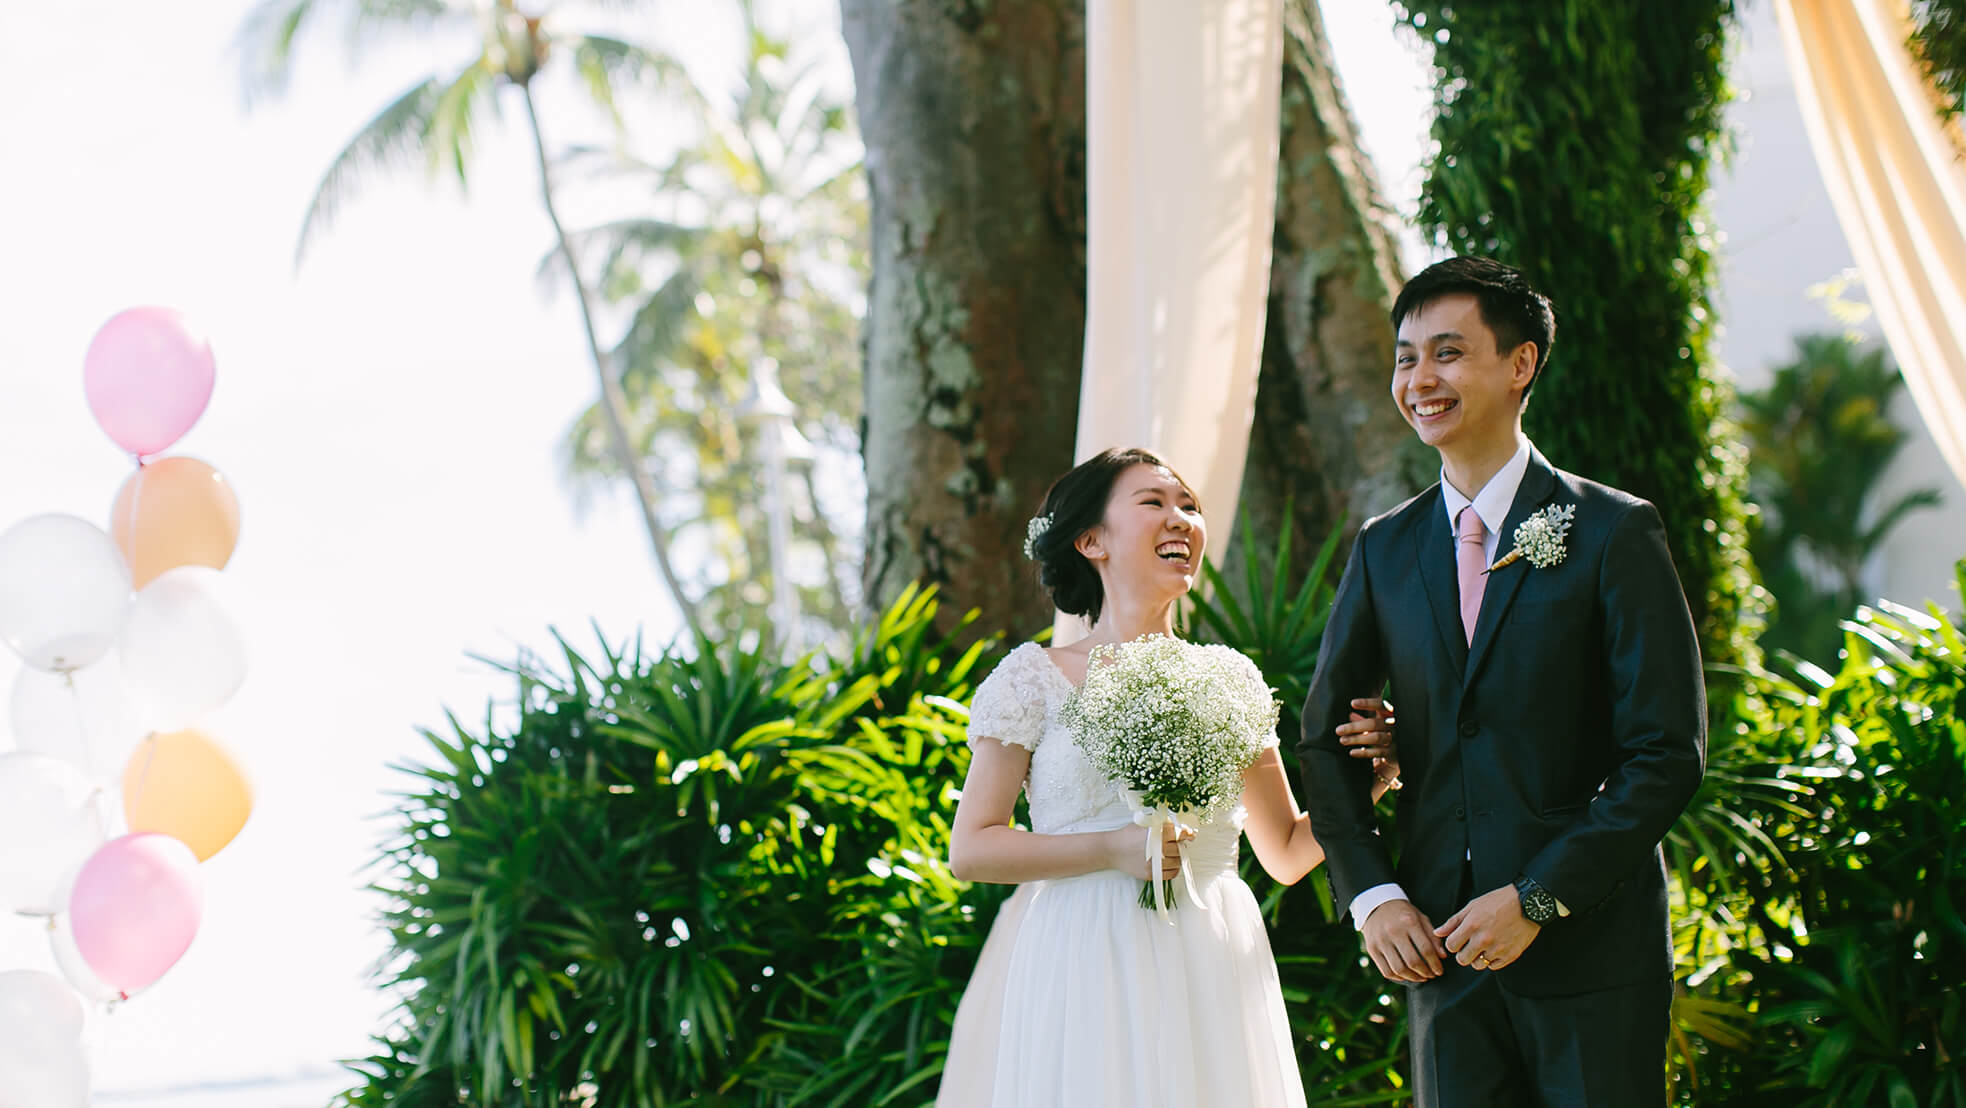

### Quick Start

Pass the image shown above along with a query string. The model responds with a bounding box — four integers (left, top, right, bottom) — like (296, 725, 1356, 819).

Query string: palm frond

(534, 218, 702, 294)
(598, 220, 701, 291)
(294, 60, 491, 263)
(424, 57, 496, 183)
(235, 0, 463, 107)
(565, 33, 705, 128)
(611, 268, 703, 382)
(551, 141, 665, 180)
(1856, 487, 1944, 552)
(235, 0, 323, 103)
(795, 156, 866, 207)
(774, 54, 852, 173)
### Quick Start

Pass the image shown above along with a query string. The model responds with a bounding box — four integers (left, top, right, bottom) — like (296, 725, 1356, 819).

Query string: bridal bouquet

(1061, 635, 1281, 916)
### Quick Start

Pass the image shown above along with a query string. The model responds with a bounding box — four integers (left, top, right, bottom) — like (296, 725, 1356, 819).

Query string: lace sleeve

(966, 644, 1049, 752)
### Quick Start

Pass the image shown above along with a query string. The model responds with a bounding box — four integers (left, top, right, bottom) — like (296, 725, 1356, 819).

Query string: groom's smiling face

(1392, 293, 1537, 455)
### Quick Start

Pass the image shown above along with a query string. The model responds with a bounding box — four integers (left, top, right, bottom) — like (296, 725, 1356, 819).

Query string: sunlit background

(0, 0, 1958, 1102)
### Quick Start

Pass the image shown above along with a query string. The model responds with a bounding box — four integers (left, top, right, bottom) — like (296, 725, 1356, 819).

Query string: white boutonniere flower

(1487, 504, 1576, 573)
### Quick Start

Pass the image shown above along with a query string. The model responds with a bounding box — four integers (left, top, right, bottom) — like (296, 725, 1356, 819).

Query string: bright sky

(0, 2, 1431, 1098)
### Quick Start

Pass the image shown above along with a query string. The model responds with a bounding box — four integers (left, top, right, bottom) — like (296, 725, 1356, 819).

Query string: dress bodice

(967, 642, 1139, 834)
(966, 641, 1269, 858)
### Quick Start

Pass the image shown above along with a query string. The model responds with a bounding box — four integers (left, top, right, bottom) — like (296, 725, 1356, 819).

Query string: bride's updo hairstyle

(1025, 447, 1200, 626)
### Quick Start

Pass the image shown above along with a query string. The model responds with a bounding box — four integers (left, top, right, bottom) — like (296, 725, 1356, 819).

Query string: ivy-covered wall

(1399, 0, 1763, 666)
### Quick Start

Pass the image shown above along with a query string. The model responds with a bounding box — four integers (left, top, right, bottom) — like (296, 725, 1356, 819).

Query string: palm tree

(235, 0, 708, 636)
(1739, 333, 1943, 660)
(550, 3, 866, 643)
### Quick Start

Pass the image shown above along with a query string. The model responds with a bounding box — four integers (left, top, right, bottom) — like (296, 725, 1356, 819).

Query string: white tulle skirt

(937, 831, 1306, 1108)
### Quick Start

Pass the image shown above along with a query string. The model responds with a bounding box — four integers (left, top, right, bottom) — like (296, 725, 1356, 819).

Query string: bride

(937, 447, 1399, 1108)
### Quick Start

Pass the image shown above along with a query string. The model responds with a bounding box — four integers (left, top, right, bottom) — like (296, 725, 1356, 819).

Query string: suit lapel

(1464, 449, 1561, 684)
(1411, 487, 1469, 676)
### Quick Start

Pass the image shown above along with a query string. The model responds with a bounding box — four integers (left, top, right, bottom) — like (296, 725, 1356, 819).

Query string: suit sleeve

(1296, 523, 1396, 912)
(1521, 501, 1706, 911)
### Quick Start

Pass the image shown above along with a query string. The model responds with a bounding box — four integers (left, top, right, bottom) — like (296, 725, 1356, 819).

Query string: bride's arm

(950, 738, 1188, 884)
(1243, 700, 1399, 886)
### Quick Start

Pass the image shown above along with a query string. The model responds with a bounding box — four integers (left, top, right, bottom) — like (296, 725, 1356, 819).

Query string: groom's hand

(1361, 900, 1446, 983)
(1435, 885, 1541, 971)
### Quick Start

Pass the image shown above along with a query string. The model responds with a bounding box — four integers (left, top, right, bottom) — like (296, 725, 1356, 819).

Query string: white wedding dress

(936, 641, 1307, 1108)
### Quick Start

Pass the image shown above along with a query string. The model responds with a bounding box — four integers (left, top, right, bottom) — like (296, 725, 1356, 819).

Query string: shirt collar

(1441, 438, 1533, 536)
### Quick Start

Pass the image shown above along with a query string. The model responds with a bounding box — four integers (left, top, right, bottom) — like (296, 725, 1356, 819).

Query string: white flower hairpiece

(1488, 503, 1576, 573)
(1023, 513, 1054, 560)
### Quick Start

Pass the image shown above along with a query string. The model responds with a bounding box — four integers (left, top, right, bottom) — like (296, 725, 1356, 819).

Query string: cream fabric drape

(1059, 0, 1285, 641)
(1775, 0, 1966, 490)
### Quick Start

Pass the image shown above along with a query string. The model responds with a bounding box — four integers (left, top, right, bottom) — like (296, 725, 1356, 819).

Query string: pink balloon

(68, 833, 203, 995)
(83, 307, 216, 457)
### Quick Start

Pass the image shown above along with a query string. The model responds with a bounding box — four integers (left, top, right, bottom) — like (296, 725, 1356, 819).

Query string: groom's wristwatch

(1514, 877, 1560, 925)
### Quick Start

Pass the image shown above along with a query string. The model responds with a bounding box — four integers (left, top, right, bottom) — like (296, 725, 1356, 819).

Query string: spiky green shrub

(338, 586, 1005, 1106)
(1671, 565, 1966, 1104)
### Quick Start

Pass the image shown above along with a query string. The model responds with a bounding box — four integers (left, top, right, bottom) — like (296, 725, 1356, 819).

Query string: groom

(1297, 256, 1705, 1106)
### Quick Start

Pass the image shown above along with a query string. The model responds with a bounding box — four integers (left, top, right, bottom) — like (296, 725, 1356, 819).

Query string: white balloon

(47, 873, 124, 1005)
(117, 566, 247, 731)
(0, 966, 94, 1108)
(0, 1039, 89, 1108)
(9, 656, 147, 779)
(0, 753, 105, 916)
(49, 917, 123, 1006)
(0, 969, 85, 1050)
(0, 514, 132, 673)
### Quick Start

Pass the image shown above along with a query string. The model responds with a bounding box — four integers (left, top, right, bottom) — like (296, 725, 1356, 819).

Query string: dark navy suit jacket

(1297, 447, 1705, 996)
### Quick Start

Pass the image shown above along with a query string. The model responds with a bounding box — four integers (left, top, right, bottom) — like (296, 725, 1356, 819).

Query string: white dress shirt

(1347, 439, 1532, 930)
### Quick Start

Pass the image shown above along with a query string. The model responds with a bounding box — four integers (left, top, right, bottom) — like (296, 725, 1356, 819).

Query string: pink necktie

(1456, 507, 1487, 644)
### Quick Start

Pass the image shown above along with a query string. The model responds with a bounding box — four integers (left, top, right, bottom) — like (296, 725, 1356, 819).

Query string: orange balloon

(121, 729, 253, 862)
(110, 457, 241, 589)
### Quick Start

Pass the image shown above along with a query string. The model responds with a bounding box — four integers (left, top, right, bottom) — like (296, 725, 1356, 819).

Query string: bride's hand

(1108, 821, 1194, 881)
(1338, 697, 1397, 766)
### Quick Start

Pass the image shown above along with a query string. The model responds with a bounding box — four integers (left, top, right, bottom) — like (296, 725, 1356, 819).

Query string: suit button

(1454, 806, 1467, 820)
(1458, 720, 1478, 737)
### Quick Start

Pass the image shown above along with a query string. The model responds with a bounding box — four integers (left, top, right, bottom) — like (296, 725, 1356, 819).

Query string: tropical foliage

(1674, 568, 1966, 1105)
(1912, 0, 1966, 128)
(340, 585, 1006, 1105)
(1738, 333, 1941, 662)
(236, 1, 870, 643)
(552, 5, 868, 642)
(235, 0, 707, 631)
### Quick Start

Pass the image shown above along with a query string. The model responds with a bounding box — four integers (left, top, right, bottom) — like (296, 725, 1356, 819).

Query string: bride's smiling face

(1076, 463, 1206, 602)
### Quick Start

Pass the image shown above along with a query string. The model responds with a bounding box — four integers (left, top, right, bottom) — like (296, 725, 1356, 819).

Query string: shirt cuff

(1349, 883, 1409, 931)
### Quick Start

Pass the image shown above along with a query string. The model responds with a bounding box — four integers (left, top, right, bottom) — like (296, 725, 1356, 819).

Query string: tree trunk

(1236, 0, 1430, 569)
(841, 0, 1088, 638)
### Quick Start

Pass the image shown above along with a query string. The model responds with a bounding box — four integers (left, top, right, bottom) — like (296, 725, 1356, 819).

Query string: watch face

(1518, 881, 1556, 923)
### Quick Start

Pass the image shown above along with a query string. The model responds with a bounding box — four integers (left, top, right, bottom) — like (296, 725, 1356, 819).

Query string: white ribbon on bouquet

(1137, 803, 1206, 924)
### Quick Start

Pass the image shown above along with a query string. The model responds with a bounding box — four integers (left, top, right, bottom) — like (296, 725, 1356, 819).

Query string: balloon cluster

(0, 307, 251, 1106)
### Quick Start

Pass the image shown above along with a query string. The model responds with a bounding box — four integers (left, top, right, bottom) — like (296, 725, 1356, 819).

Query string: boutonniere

(1487, 504, 1576, 573)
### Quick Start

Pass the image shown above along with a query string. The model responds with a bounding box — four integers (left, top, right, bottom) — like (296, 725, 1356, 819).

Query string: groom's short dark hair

(1391, 256, 1556, 405)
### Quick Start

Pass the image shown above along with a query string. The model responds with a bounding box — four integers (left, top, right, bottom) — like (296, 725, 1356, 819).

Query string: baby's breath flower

(1023, 514, 1054, 560)
(1061, 636, 1281, 910)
